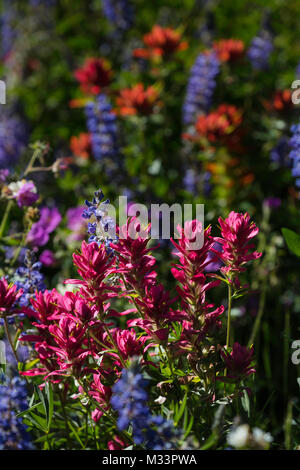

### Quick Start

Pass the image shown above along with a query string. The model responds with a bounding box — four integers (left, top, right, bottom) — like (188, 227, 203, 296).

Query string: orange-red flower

(70, 133, 92, 160)
(213, 39, 245, 62)
(116, 83, 159, 116)
(74, 58, 112, 95)
(194, 105, 242, 143)
(263, 89, 292, 112)
(133, 25, 188, 59)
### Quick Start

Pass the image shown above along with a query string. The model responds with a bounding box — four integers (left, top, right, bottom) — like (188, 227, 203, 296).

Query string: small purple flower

(39, 250, 56, 267)
(263, 197, 281, 209)
(16, 182, 38, 208)
(8, 180, 38, 208)
(27, 207, 61, 247)
(0, 169, 9, 183)
(66, 206, 87, 242)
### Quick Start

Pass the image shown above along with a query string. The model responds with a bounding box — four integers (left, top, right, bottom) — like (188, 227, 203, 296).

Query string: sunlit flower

(116, 83, 159, 116)
(133, 25, 188, 59)
(213, 39, 245, 62)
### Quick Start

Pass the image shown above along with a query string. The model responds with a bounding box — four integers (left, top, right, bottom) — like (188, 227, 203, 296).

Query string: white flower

(8, 179, 37, 196)
(227, 424, 250, 449)
(154, 396, 167, 405)
(252, 427, 273, 448)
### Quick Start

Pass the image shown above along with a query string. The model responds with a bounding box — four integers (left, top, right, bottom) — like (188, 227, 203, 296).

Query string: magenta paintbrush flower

(220, 342, 256, 382)
(215, 211, 262, 276)
(72, 240, 115, 284)
(0, 278, 22, 314)
(110, 219, 157, 293)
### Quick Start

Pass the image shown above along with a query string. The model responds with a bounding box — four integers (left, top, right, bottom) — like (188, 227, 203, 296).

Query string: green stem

(247, 277, 267, 347)
(3, 315, 19, 364)
(10, 230, 28, 267)
(103, 324, 127, 369)
(0, 200, 13, 239)
(23, 147, 42, 177)
(164, 346, 175, 378)
(58, 389, 72, 449)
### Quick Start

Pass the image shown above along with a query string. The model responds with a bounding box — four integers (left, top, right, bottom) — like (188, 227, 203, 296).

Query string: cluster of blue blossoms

(247, 32, 273, 70)
(0, 376, 34, 450)
(0, 1, 16, 58)
(270, 136, 290, 167)
(183, 167, 212, 197)
(102, 0, 134, 32)
(29, 0, 56, 6)
(13, 251, 46, 308)
(288, 123, 300, 191)
(83, 189, 117, 251)
(183, 51, 220, 126)
(85, 94, 119, 163)
(0, 111, 28, 169)
(111, 361, 181, 450)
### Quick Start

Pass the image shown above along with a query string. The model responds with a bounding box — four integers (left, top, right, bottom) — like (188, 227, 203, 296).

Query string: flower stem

(103, 324, 127, 369)
(226, 283, 232, 350)
(58, 389, 72, 449)
(247, 276, 267, 347)
(3, 315, 19, 364)
(0, 200, 13, 239)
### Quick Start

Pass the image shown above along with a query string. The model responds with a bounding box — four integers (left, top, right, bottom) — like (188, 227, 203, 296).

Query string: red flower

(70, 133, 91, 159)
(74, 58, 112, 95)
(193, 105, 242, 143)
(89, 373, 112, 422)
(110, 220, 157, 293)
(133, 25, 188, 59)
(263, 89, 292, 113)
(171, 221, 224, 351)
(214, 211, 262, 275)
(108, 436, 126, 450)
(113, 328, 143, 359)
(213, 39, 245, 62)
(48, 317, 89, 375)
(0, 278, 22, 314)
(57, 291, 96, 325)
(116, 84, 159, 116)
(72, 241, 115, 285)
(220, 342, 255, 382)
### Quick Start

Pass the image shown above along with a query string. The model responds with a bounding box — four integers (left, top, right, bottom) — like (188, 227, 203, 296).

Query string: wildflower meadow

(0, 0, 300, 455)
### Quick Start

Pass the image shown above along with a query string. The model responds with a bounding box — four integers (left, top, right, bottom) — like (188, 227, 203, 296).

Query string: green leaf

(45, 382, 54, 429)
(36, 385, 49, 427)
(183, 413, 194, 439)
(241, 389, 250, 417)
(174, 390, 188, 425)
(67, 420, 85, 449)
(281, 228, 300, 257)
(23, 411, 48, 432)
(16, 402, 44, 418)
(199, 432, 219, 450)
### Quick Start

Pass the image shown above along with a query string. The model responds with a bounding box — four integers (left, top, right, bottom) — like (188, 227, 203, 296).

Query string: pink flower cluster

(18, 211, 260, 435)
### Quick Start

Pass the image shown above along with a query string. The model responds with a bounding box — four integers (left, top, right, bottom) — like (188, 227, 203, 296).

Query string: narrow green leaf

(45, 382, 54, 429)
(175, 391, 188, 424)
